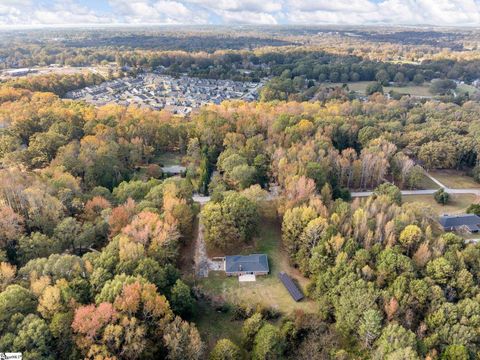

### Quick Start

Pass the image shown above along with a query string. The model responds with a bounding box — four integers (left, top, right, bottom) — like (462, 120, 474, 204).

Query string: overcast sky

(0, 0, 479, 27)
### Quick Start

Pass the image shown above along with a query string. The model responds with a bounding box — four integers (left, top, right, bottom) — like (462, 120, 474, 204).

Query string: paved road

(352, 173, 480, 198)
(193, 173, 480, 201)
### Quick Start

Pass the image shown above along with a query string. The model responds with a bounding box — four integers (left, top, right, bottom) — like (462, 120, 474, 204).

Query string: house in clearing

(439, 214, 480, 233)
(224, 254, 269, 276)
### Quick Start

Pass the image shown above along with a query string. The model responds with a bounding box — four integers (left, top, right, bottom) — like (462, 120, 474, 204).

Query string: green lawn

(384, 84, 432, 97)
(156, 152, 184, 166)
(402, 193, 478, 215)
(415, 173, 441, 190)
(323, 81, 433, 97)
(198, 219, 317, 315)
(323, 81, 371, 93)
(429, 170, 480, 189)
(321, 81, 479, 98)
(191, 300, 244, 353)
(194, 217, 317, 353)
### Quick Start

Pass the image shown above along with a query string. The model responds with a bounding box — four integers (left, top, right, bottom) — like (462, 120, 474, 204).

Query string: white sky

(0, 0, 479, 27)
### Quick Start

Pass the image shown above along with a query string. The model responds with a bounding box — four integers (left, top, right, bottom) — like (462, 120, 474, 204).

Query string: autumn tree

(210, 339, 241, 360)
(202, 192, 258, 251)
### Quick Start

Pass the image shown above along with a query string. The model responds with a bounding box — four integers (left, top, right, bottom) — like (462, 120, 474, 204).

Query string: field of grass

(323, 81, 479, 98)
(384, 84, 432, 97)
(191, 300, 244, 352)
(198, 219, 317, 315)
(324, 81, 433, 97)
(402, 193, 478, 215)
(415, 173, 441, 190)
(324, 81, 370, 93)
(429, 170, 480, 189)
(194, 217, 317, 352)
(156, 152, 183, 166)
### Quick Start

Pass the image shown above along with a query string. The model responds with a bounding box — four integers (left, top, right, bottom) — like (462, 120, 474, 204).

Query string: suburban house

(439, 214, 480, 233)
(224, 254, 269, 276)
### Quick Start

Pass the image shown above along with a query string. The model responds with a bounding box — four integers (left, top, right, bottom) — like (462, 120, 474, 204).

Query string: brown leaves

(0, 262, 16, 291)
(0, 205, 25, 247)
(122, 210, 179, 250)
(83, 196, 112, 222)
(384, 297, 399, 321)
(413, 243, 432, 268)
(73, 302, 117, 341)
(72, 280, 173, 358)
(109, 198, 136, 237)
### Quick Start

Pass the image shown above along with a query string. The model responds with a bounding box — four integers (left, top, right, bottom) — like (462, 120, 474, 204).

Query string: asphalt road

(352, 173, 480, 197)
(193, 174, 480, 201)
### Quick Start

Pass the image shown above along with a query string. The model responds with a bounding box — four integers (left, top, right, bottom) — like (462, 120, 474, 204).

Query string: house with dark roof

(439, 214, 480, 233)
(224, 254, 269, 276)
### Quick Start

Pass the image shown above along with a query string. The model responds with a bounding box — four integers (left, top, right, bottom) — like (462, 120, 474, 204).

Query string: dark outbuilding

(278, 271, 304, 301)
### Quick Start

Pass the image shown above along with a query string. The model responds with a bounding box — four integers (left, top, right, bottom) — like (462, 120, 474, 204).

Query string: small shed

(278, 272, 304, 302)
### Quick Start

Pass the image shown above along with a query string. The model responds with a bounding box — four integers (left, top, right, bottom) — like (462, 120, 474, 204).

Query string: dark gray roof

(278, 272, 304, 301)
(225, 254, 269, 273)
(439, 214, 480, 232)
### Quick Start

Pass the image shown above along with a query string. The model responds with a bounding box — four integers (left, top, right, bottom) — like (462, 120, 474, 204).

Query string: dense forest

(0, 70, 480, 358)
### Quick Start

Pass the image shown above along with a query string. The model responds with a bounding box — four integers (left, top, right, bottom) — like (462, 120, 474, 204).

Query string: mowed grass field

(415, 173, 441, 190)
(193, 215, 317, 351)
(429, 170, 480, 189)
(402, 193, 478, 215)
(325, 81, 433, 97)
(323, 81, 479, 98)
(191, 300, 244, 353)
(198, 219, 317, 315)
(156, 151, 183, 166)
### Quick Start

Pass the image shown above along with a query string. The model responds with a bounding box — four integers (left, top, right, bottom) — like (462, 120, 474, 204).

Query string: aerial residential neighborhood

(4, 2, 480, 358)
(65, 72, 265, 114)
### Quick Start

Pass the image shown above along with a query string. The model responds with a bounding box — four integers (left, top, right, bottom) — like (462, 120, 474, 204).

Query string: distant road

(352, 173, 480, 198)
(351, 188, 480, 198)
(193, 174, 480, 202)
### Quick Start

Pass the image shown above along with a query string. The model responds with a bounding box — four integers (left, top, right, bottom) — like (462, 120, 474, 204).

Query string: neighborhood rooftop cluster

(65, 72, 265, 115)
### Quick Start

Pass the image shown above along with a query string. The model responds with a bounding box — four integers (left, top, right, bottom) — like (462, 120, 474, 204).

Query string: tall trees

(210, 339, 241, 360)
(252, 324, 284, 360)
(202, 192, 258, 251)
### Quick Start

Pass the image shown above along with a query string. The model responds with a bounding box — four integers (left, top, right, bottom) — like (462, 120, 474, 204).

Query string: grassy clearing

(198, 219, 318, 315)
(429, 170, 480, 189)
(191, 300, 244, 352)
(323, 81, 479, 98)
(323, 81, 433, 97)
(402, 193, 478, 215)
(194, 216, 317, 352)
(415, 173, 441, 190)
(324, 81, 371, 93)
(384, 84, 432, 97)
(156, 152, 183, 166)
